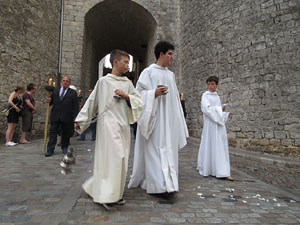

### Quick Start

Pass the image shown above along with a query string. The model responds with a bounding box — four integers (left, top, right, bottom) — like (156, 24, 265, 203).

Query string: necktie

(60, 88, 66, 101)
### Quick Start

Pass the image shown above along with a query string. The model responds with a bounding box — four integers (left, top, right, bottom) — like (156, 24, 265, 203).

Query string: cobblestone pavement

(0, 134, 300, 225)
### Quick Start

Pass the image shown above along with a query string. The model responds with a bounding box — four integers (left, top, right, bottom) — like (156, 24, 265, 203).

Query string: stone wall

(0, 0, 60, 141)
(62, 0, 181, 93)
(180, 0, 300, 156)
(0, 0, 181, 142)
(1, 0, 299, 157)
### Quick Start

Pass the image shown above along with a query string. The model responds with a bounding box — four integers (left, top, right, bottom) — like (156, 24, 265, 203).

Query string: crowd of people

(3, 41, 233, 211)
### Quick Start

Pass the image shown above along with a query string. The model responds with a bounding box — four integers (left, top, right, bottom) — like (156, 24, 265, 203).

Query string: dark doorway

(81, 0, 157, 92)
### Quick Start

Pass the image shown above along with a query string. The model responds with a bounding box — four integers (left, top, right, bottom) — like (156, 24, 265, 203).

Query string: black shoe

(45, 152, 53, 157)
(77, 138, 85, 141)
(62, 149, 68, 154)
(91, 138, 96, 141)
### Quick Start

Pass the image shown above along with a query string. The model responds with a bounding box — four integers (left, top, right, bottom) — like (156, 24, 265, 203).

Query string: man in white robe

(197, 76, 233, 180)
(75, 50, 143, 209)
(128, 41, 189, 194)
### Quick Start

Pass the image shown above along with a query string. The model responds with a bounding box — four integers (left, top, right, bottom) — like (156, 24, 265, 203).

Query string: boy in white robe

(128, 41, 189, 196)
(75, 50, 143, 210)
(197, 76, 233, 180)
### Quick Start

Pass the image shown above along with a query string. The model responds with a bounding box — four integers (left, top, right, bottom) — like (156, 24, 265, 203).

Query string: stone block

(265, 131, 274, 139)
(270, 138, 281, 146)
(274, 131, 286, 139)
(259, 139, 270, 146)
(281, 139, 292, 146)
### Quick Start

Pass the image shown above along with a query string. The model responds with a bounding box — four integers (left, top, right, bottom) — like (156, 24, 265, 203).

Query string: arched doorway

(81, 0, 157, 93)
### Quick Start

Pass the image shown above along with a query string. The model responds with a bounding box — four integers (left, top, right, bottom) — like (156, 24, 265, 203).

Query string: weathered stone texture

(1, 0, 299, 157)
(0, 0, 60, 140)
(62, 0, 181, 92)
(180, 0, 300, 156)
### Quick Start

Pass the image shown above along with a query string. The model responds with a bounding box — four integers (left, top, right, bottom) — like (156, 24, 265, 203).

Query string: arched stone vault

(81, 0, 157, 89)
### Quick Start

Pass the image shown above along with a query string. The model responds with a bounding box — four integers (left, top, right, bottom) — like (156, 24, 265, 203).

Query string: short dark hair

(154, 41, 175, 60)
(15, 86, 24, 92)
(206, 76, 219, 85)
(27, 83, 35, 91)
(110, 49, 130, 65)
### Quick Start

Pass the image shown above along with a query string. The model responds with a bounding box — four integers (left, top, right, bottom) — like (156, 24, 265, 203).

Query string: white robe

(128, 64, 189, 194)
(75, 74, 143, 203)
(197, 90, 230, 178)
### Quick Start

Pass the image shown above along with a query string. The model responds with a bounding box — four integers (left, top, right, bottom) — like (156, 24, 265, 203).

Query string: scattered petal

(212, 194, 216, 196)
(87, 149, 91, 151)
(290, 200, 296, 203)
(225, 188, 235, 193)
(273, 198, 277, 202)
(198, 186, 201, 189)
(257, 203, 260, 206)
(88, 170, 92, 173)
(242, 200, 247, 203)
(197, 193, 203, 196)
(275, 203, 281, 207)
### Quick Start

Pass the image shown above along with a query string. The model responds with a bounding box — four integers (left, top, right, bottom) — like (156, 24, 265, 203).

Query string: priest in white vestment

(197, 76, 233, 180)
(75, 50, 143, 207)
(128, 41, 189, 194)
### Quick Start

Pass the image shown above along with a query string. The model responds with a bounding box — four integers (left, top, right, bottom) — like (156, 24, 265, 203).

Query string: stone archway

(80, 0, 157, 92)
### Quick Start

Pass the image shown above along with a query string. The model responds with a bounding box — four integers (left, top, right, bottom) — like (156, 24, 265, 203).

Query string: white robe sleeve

(136, 69, 159, 139)
(75, 81, 99, 134)
(223, 112, 230, 123)
(201, 93, 225, 126)
(127, 83, 143, 124)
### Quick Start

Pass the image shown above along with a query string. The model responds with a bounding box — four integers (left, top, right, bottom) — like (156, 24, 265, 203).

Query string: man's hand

(115, 89, 129, 100)
(74, 122, 80, 130)
(46, 97, 51, 103)
(155, 86, 168, 98)
(222, 104, 227, 112)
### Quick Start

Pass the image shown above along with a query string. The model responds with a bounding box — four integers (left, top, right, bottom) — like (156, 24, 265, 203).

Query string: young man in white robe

(128, 41, 189, 196)
(197, 76, 233, 181)
(75, 50, 143, 210)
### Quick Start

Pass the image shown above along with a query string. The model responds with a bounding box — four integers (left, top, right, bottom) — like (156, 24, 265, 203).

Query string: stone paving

(0, 133, 300, 225)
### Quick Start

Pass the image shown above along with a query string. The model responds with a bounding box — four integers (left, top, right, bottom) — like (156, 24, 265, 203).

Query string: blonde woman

(5, 86, 25, 146)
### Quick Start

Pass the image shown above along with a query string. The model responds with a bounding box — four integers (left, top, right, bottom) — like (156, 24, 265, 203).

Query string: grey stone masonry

(179, 0, 300, 157)
(61, 0, 181, 89)
(0, 0, 60, 140)
(0, 0, 299, 158)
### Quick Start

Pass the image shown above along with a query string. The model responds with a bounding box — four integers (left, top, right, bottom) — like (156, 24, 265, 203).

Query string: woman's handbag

(1, 107, 12, 117)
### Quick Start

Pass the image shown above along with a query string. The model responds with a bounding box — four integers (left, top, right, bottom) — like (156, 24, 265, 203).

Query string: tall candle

(48, 78, 52, 86)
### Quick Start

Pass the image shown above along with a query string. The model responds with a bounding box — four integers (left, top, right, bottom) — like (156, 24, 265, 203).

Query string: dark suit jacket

(50, 87, 79, 123)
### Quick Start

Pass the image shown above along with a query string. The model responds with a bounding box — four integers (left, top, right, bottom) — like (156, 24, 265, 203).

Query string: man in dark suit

(45, 76, 79, 157)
